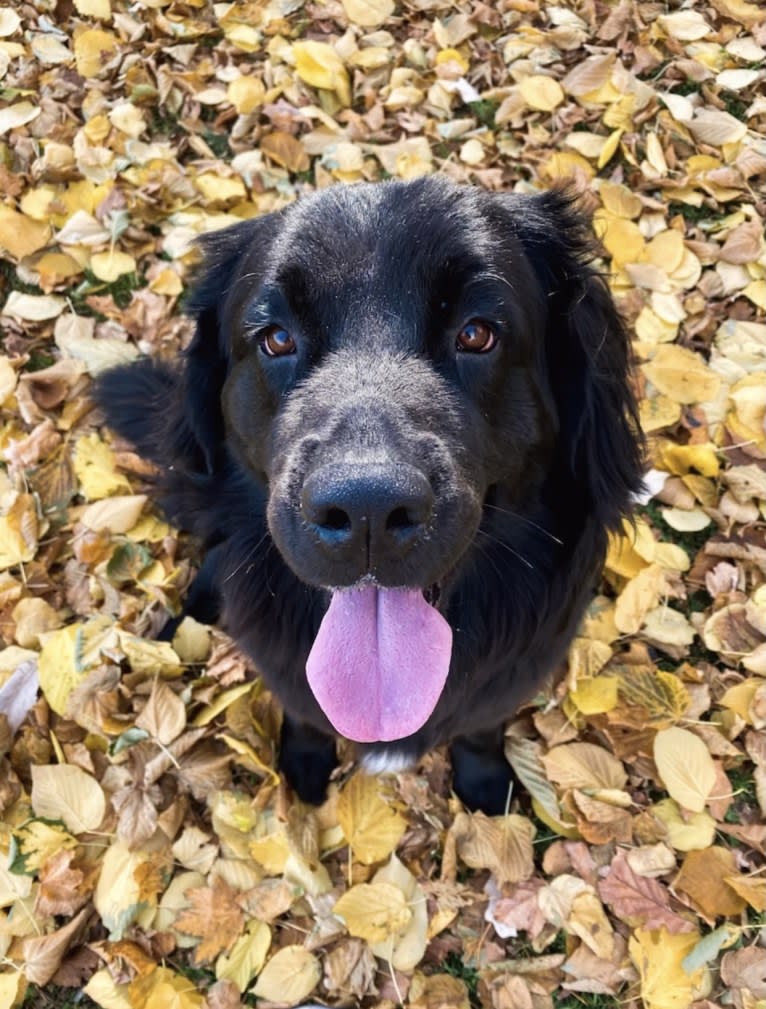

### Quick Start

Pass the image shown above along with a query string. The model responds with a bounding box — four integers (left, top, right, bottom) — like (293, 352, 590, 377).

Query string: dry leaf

(653, 727, 716, 813)
(333, 882, 412, 942)
(337, 772, 407, 865)
(252, 946, 322, 1003)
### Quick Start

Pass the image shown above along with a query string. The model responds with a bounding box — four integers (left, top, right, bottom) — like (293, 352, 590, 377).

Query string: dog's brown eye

(456, 319, 497, 353)
(260, 326, 296, 357)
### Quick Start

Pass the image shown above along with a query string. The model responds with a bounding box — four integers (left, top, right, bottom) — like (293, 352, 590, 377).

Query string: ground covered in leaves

(0, 0, 765, 1007)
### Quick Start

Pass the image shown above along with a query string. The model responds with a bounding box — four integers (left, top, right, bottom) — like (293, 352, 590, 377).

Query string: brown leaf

(674, 848, 748, 919)
(448, 812, 535, 885)
(174, 875, 245, 963)
(260, 131, 310, 173)
(599, 853, 694, 933)
(21, 908, 90, 984)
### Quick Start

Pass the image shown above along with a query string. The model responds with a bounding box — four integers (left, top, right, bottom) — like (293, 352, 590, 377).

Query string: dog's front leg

(278, 713, 338, 805)
(450, 727, 515, 815)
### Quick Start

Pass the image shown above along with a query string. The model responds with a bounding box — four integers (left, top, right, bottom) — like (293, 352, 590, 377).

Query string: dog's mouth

(305, 582, 453, 744)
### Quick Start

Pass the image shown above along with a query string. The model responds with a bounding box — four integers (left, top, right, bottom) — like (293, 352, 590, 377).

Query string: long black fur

(95, 178, 643, 812)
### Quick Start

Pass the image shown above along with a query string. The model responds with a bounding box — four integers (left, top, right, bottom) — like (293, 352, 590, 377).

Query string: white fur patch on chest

(360, 750, 415, 775)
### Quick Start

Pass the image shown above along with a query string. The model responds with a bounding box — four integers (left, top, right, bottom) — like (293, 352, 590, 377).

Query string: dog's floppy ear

(96, 213, 282, 476)
(178, 217, 273, 473)
(504, 190, 644, 528)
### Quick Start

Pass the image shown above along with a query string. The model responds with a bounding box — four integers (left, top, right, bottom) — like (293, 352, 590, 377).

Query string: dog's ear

(96, 213, 282, 476)
(502, 190, 644, 528)
(179, 214, 283, 473)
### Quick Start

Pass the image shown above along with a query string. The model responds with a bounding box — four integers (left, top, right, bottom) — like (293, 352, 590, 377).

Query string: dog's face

(219, 181, 554, 597)
(105, 178, 640, 744)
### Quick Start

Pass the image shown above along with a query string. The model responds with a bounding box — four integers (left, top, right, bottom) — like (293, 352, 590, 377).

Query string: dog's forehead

(271, 180, 500, 293)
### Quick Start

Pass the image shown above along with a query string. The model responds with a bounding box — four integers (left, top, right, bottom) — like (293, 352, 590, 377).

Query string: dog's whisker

(482, 502, 563, 545)
(474, 528, 535, 571)
(222, 531, 270, 582)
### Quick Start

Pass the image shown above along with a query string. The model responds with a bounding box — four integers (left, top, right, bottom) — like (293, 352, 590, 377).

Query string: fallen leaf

(252, 946, 321, 1002)
(653, 727, 716, 813)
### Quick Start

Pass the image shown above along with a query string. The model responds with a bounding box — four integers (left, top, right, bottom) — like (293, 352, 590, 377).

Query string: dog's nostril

(323, 507, 351, 532)
(386, 506, 416, 531)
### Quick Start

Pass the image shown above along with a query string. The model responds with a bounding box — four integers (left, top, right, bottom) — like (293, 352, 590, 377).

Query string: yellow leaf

(629, 927, 703, 1009)
(643, 345, 721, 405)
(0, 205, 51, 260)
(539, 151, 594, 183)
(80, 494, 147, 533)
(38, 619, 116, 715)
(660, 508, 711, 533)
(215, 920, 271, 990)
(644, 230, 684, 273)
(194, 173, 247, 204)
(118, 633, 183, 677)
(172, 617, 211, 664)
(74, 0, 111, 18)
(594, 213, 645, 266)
(710, 0, 765, 24)
(90, 250, 137, 282)
(569, 675, 619, 715)
(73, 28, 119, 77)
(341, 0, 394, 27)
(723, 874, 766, 912)
(0, 493, 38, 571)
(653, 727, 716, 813)
(73, 433, 131, 500)
(83, 969, 131, 1009)
(108, 102, 145, 137)
(369, 855, 428, 972)
(227, 75, 265, 114)
(94, 842, 153, 936)
(293, 41, 351, 106)
(519, 75, 564, 111)
(148, 267, 183, 297)
(36, 252, 84, 286)
(16, 820, 78, 873)
(656, 439, 721, 479)
(252, 946, 321, 1003)
(595, 184, 639, 220)
(640, 396, 682, 433)
(597, 128, 623, 169)
(435, 48, 468, 73)
(616, 666, 690, 728)
(333, 882, 412, 943)
(130, 968, 204, 1009)
(31, 764, 106, 833)
(615, 564, 667, 634)
(337, 772, 407, 865)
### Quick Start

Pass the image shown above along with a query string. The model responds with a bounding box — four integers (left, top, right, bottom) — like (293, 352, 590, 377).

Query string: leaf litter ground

(0, 1, 765, 1008)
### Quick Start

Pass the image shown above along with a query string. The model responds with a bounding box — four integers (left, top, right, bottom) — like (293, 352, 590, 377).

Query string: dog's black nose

(301, 463, 433, 561)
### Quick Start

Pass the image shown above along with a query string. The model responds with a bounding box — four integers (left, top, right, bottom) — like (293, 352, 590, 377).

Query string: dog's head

(119, 179, 642, 741)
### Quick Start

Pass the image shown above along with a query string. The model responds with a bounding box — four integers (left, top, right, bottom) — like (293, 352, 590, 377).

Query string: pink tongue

(306, 587, 452, 743)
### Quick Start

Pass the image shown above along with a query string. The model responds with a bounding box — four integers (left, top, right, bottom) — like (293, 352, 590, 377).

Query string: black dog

(96, 178, 642, 814)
